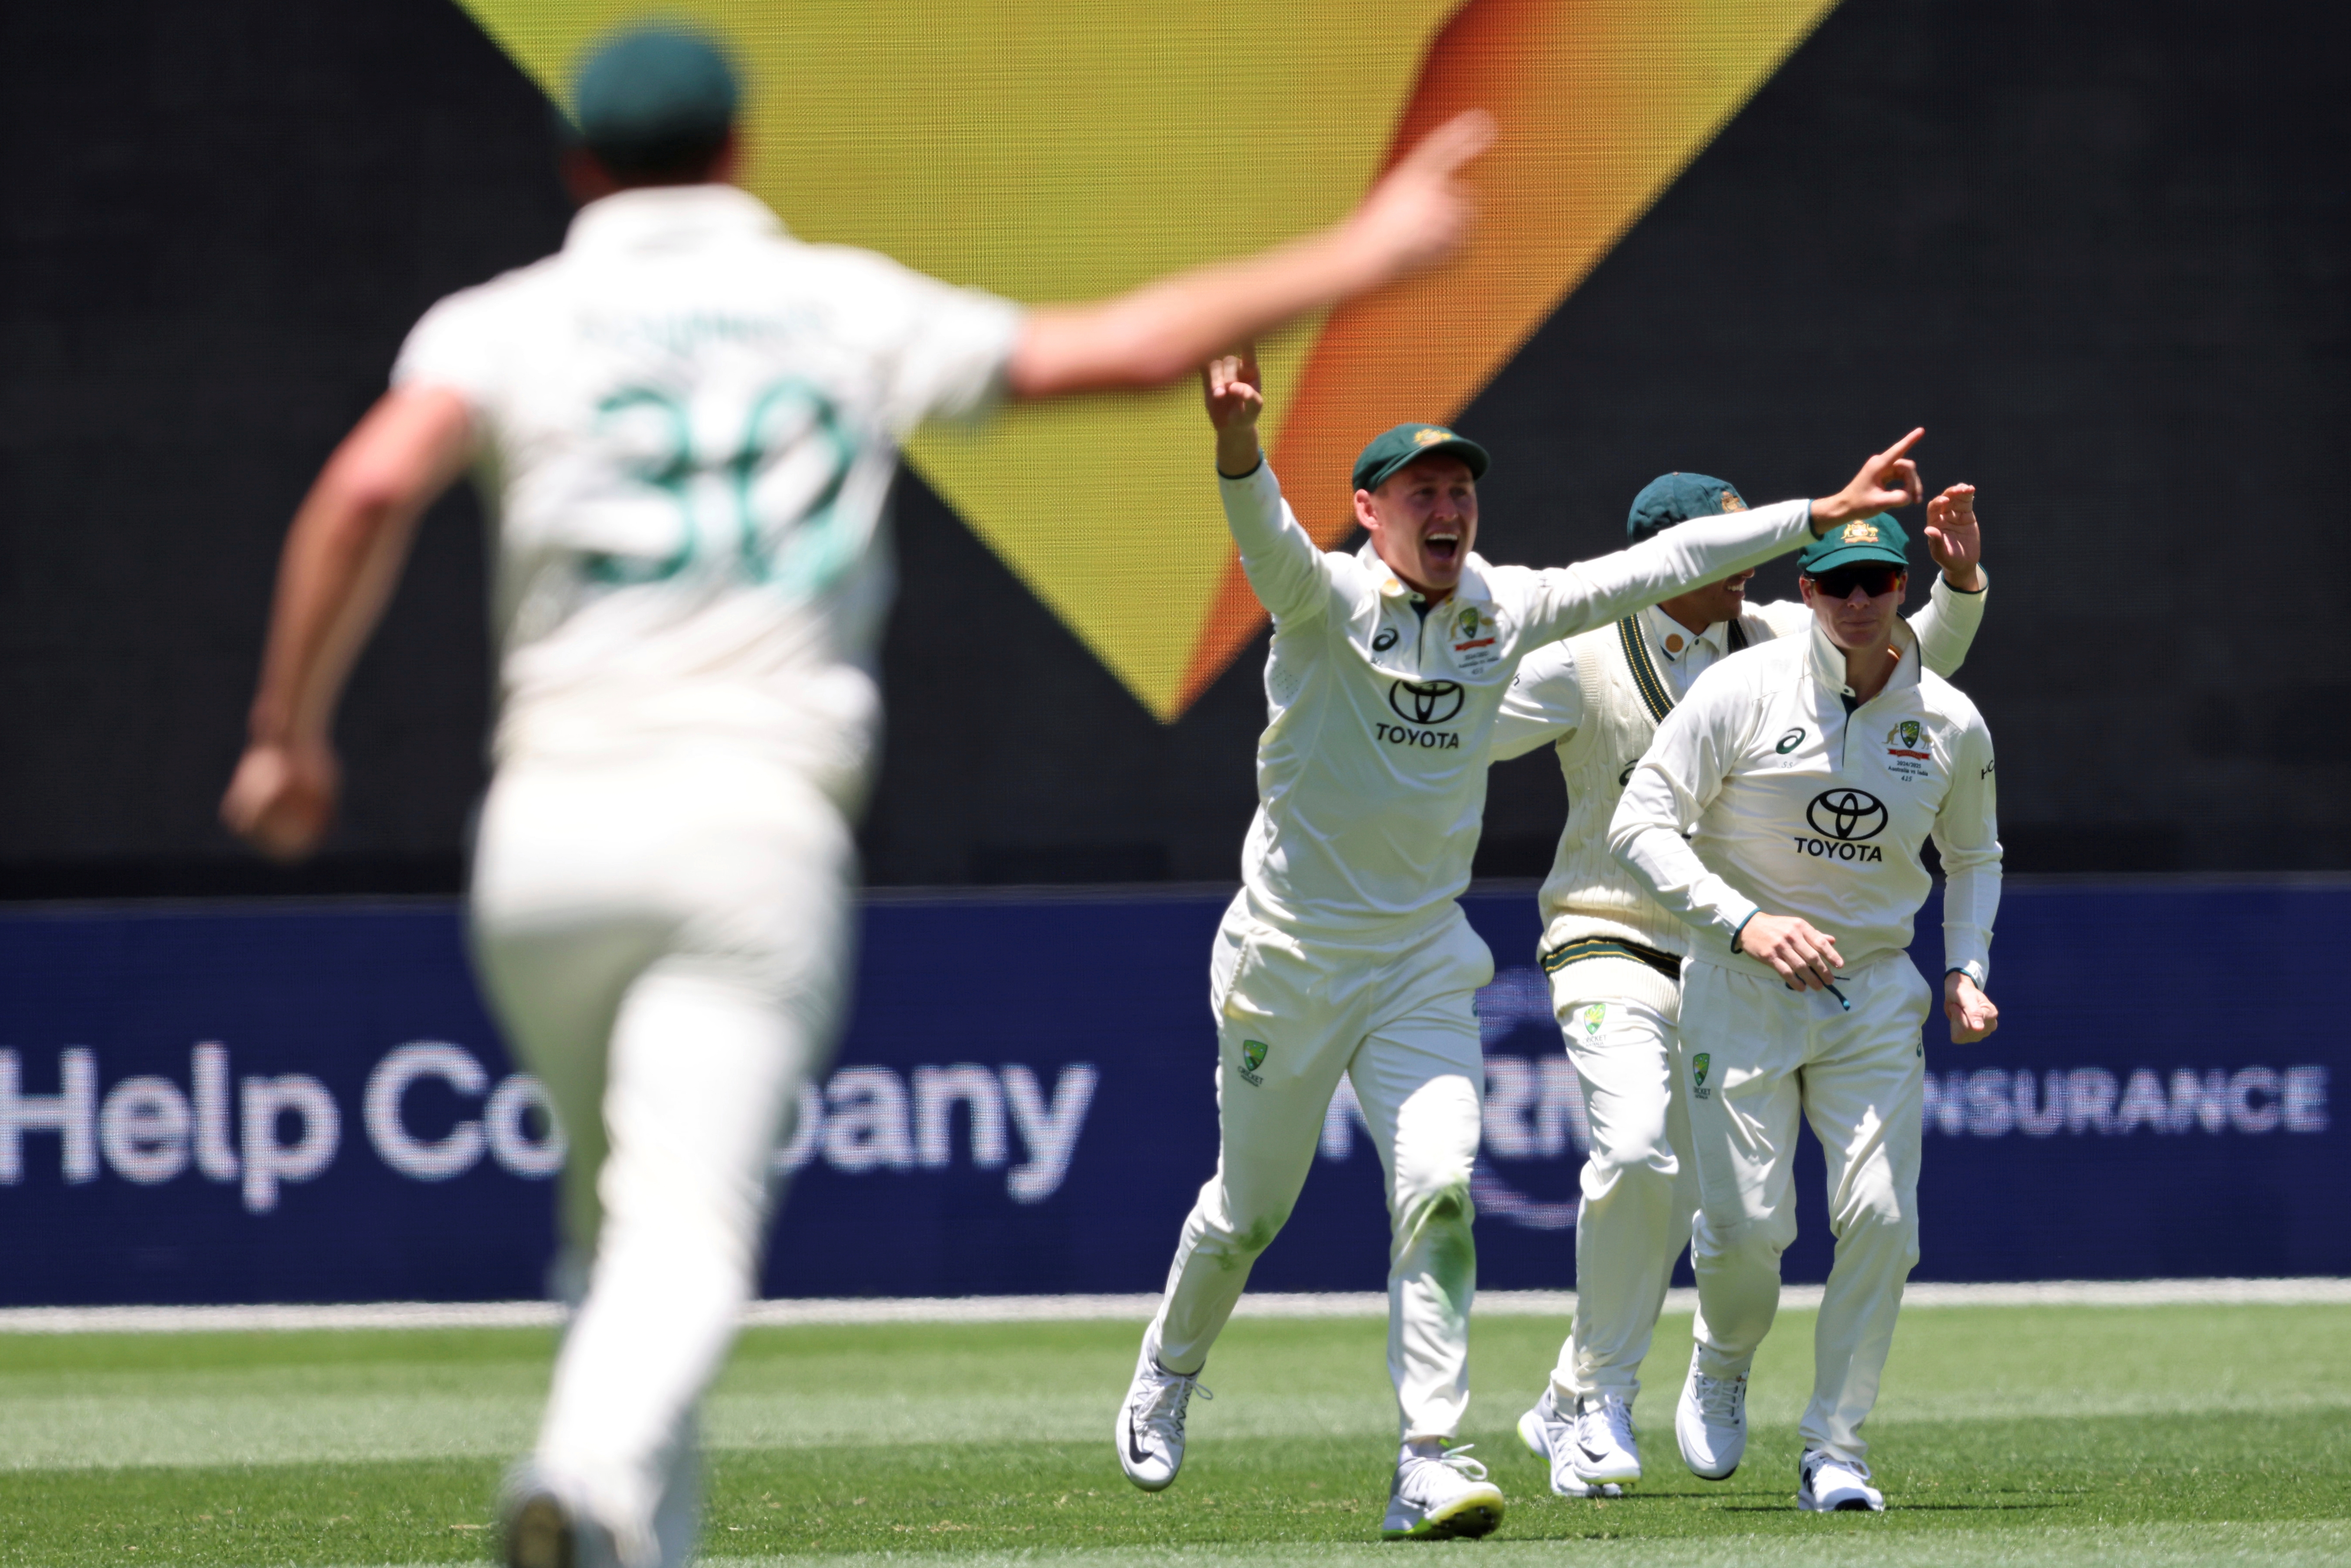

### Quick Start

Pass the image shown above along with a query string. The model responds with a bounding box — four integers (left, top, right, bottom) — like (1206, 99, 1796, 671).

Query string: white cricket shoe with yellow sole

(1381, 1443, 1505, 1540)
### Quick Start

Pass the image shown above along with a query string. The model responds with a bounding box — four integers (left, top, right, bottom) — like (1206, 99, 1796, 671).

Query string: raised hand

(1923, 483, 1983, 591)
(1812, 428, 1926, 529)
(1945, 970, 1999, 1042)
(1204, 351, 1268, 477)
(1202, 351, 1264, 431)
(1344, 110, 1496, 281)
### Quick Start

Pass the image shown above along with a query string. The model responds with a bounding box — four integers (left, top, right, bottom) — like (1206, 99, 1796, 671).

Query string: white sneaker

(1116, 1347, 1211, 1491)
(1675, 1348, 1747, 1480)
(1798, 1450, 1885, 1512)
(1381, 1443, 1505, 1540)
(1515, 1388, 1625, 1499)
(1571, 1391, 1642, 1486)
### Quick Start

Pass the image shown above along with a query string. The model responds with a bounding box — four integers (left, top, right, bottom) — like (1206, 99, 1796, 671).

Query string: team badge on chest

(1884, 719, 1935, 781)
(1449, 604, 1502, 676)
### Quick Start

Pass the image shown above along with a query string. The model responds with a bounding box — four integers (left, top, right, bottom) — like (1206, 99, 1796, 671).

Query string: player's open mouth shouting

(1373, 455, 1479, 595)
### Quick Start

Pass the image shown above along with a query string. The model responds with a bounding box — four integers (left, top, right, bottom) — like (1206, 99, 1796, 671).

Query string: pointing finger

(1890, 457, 1922, 506)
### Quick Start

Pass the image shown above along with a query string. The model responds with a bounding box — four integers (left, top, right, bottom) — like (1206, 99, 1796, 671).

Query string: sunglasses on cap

(1804, 564, 1905, 599)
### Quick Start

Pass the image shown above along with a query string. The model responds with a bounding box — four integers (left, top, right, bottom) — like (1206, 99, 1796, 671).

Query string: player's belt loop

(1538, 936, 1683, 983)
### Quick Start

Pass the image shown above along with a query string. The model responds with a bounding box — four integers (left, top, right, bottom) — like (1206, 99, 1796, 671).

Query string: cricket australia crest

(1884, 717, 1934, 781)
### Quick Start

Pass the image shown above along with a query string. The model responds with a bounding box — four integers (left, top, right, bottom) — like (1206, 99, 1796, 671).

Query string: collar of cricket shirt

(565, 183, 784, 256)
(1354, 540, 1495, 610)
(1807, 617, 1922, 704)
(1643, 602, 1726, 664)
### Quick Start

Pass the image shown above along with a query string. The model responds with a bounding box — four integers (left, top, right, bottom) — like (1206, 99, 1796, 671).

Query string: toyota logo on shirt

(1805, 787, 1889, 842)
(1388, 680, 1466, 726)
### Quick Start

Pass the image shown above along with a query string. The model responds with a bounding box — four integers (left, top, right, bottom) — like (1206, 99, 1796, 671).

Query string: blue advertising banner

(0, 882, 2341, 1306)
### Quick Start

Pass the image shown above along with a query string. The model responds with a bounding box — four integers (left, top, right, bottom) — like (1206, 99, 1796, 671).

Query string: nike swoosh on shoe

(1126, 1410, 1152, 1467)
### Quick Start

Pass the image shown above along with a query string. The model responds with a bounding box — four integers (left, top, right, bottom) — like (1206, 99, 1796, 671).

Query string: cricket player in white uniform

(218, 27, 1501, 1568)
(1610, 511, 2002, 1512)
(1114, 351, 1931, 1539)
(1489, 472, 1987, 1497)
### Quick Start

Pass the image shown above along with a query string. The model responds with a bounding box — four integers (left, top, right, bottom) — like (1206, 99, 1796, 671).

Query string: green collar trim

(1616, 616, 1675, 724)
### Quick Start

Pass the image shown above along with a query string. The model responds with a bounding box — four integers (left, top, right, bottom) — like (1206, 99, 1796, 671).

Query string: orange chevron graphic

(1188, 0, 1838, 712)
(457, 1, 1835, 720)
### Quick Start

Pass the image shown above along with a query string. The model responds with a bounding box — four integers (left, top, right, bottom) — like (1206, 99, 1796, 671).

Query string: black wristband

(1216, 457, 1264, 481)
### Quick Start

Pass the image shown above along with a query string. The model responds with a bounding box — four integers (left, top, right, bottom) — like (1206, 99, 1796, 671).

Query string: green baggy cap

(1798, 513, 1911, 575)
(1626, 472, 1747, 542)
(1352, 423, 1490, 494)
(571, 24, 741, 176)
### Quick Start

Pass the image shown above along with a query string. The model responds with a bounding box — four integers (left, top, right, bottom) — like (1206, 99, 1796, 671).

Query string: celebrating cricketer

(1609, 509, 2002, 1512)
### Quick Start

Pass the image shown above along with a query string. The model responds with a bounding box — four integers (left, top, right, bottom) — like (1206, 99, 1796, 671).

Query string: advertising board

(0, 884, 2338, 1304)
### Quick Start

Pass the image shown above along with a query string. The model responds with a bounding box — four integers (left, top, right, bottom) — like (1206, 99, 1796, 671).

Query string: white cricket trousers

(1147, 896, 1490, 1442)
(471, 748, 854, 1568)
(1543, 960, 1706, 1406)
(1677, 953, 1930, 1463)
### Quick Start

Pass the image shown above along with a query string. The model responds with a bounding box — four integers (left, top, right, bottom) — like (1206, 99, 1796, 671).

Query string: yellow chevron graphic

(458, 1, 1835, 718)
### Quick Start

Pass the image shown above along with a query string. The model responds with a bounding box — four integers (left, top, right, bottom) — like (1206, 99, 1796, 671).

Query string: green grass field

(2, 1302, 2345, 1567)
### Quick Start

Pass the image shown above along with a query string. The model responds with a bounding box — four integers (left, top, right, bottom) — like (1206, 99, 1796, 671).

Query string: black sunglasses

(1806, 564, 1905, 599)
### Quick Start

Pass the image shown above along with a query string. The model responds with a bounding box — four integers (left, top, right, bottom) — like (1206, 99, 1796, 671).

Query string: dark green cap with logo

(571, 24, 741, 177)
(1352, 423, 1490, 494)
(1798, 513, 1911, 574)
(1626, 472, 1747, 542)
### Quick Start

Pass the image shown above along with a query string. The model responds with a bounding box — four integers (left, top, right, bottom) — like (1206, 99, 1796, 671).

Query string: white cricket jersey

(1218, 461, 1821, 936)
(1490, 579, 1987, 962)
(392, 184, 1023, 793)
(1609, 622, 2001, 983)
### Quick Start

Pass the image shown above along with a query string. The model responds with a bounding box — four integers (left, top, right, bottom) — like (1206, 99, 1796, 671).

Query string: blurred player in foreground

(1609, 511, 2002, 1512)
(1490, 475, 1987, 1497)
(219, 25, 1495, 1568)
(1114, 349, 1928, 1538)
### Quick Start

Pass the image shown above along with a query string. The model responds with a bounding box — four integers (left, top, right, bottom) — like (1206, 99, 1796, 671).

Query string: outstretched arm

(1005, 112, 1493, 399)
(1524, 429, 1928, 646)
(219, 386, 475, 861)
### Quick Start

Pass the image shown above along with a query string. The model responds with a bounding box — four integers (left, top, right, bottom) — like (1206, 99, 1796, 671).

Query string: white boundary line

(0, 1278, 2343, 1334)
